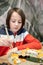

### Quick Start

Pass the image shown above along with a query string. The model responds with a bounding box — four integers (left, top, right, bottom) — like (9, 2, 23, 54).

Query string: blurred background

(0, 0, 43, 42)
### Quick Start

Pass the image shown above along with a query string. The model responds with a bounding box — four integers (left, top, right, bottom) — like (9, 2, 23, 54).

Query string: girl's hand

(7, 47, 18, 55)
(0, 37, 12, 47)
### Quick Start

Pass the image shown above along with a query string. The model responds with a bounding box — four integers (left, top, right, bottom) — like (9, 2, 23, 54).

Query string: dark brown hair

(6, 7, 25, 29)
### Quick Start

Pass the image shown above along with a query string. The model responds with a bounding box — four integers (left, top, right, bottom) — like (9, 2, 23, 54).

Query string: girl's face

(10, 11, 22, 34)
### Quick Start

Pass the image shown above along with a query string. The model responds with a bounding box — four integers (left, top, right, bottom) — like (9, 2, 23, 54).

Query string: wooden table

(0, 55, 10, 65)
(0, 46, 43, 65)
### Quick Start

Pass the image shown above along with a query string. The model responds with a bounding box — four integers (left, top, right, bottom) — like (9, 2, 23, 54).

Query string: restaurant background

(0, 0, 43, 42)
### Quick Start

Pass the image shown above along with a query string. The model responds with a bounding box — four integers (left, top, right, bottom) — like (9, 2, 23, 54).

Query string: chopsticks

(5, 25, 13, 48)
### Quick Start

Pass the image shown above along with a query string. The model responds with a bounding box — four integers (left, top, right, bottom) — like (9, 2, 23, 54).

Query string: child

(0, 7, 42, 56)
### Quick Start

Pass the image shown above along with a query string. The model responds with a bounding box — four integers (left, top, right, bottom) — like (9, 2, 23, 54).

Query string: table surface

(0, 46, 43, 65)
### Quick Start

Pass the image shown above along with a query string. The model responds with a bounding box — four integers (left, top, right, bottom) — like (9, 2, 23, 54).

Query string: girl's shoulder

(17, 28, 29, 35)
(21, 28, 28, 33)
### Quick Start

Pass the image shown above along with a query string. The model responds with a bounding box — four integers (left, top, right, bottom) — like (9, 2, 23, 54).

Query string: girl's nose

(15, 21, 18, 25)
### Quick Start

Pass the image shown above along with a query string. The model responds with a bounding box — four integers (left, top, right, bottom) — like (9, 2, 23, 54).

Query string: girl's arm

(17, 34, 42, 50)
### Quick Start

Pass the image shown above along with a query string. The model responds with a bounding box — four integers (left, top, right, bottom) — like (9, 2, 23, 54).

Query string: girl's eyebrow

(10, 19, 16, 21)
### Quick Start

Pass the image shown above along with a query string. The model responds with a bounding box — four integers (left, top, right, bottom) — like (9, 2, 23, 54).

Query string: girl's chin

(12, 30, 18, 33)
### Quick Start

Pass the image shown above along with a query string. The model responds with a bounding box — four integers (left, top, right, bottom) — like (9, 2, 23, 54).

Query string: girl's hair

(6, 7, 25, 29)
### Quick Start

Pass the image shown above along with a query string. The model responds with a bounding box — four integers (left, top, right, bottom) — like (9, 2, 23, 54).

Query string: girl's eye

(18, 21, 22, 23)
(12, 21, 16, 23)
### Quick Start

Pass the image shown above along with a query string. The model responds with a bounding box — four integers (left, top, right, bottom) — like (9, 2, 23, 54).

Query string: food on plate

(7, 48, 43, 64)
